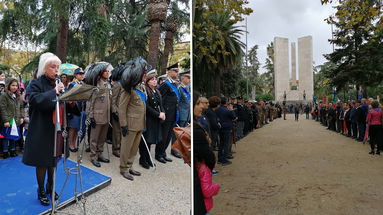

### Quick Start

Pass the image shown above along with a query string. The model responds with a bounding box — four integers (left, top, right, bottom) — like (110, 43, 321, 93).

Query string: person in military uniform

(86, 62, 113, 168)
(110, 64, 126, 158)
(178, 70, 191, 127)
(118, 57, 149, 180)
(157, 63, 182, 163)
(139, 69, 165, 169)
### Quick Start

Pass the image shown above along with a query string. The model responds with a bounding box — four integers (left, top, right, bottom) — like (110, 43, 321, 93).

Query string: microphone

(55, 75, 65, 94)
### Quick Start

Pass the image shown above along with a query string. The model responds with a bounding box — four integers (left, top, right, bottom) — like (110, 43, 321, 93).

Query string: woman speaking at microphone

(22, 52, 65, 206)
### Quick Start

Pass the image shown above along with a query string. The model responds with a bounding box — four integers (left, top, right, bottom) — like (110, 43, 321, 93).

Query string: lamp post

(333, 86, 337, 103)
(245, 17, 249, 99)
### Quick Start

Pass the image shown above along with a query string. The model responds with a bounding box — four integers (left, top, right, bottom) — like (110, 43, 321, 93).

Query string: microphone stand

(51, 91, 61, 214)
(50, 86, 100, 215)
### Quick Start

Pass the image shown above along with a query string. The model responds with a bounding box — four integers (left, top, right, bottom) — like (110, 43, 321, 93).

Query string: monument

(274, 36, 313, 103)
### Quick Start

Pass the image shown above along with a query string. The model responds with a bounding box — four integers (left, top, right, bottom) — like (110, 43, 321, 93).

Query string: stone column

(298, 36, 313, 101)
(291, 42, 297, 84)
(274, 37, 290, 102)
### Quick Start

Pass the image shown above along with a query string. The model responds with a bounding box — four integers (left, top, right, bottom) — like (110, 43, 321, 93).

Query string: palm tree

(147, 0, 168, 68)
(160, 15, 178, 74)
(194, 10, 244, 96)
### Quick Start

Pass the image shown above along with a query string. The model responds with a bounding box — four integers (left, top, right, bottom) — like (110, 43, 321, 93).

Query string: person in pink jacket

(366, 100, 383, 155)
(196, 161, 220, 213)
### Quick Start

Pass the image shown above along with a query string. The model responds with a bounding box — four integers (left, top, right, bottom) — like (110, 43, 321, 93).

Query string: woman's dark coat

(143, 88, 164, 144)
(23, 75, 59, 167)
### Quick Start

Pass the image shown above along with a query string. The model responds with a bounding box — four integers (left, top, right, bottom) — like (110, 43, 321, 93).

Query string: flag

(2, 118, 20, 140)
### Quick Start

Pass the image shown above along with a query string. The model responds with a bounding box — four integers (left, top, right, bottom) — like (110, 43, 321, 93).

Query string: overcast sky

(238, 0, 337, 76)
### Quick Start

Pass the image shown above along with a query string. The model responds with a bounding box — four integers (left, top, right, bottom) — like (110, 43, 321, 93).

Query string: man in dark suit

(235, 97, 245, 139)
(294, 103, 300, 121)
(357, 98, 368, 142)
(156, 63, 181, 163)
(350, 102, 358, 138)
(215, 97, 236, 165)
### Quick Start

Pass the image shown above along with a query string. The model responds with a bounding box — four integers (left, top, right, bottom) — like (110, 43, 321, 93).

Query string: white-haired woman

(22, 52, 65, 206)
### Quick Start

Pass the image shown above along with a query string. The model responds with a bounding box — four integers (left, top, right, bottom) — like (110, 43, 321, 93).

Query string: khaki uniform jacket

(86, 79, 111, 125)
(118, 84, 146, 132)
(111, 81, 122, 113)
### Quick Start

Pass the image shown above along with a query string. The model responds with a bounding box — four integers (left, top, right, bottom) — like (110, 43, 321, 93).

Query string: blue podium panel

(0, 156, 111, 215)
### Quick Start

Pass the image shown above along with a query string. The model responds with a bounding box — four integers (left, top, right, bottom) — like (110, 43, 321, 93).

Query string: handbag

(171, 126, 191, 166)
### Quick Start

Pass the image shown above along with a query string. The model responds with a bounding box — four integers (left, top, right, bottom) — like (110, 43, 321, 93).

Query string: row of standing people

(312, 98, 383, 155)
(194, 95, 282, 214)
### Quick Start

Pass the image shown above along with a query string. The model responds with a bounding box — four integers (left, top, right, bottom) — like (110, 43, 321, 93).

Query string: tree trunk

(160, 30, 174, 74)
(148, 21, 161, 68)
(56, 17, 68, 62)
(215, 70, 221, 96)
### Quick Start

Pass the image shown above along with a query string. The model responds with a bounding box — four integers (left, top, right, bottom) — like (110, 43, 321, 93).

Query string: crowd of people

(311, 98, 383, 155)
(0, 52, 190, 206)
(194, 95, 284, 214)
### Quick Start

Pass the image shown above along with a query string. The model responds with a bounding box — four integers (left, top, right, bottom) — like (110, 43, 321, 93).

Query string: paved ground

(59, 143, 190, 215)
(211, 114, 383, 215)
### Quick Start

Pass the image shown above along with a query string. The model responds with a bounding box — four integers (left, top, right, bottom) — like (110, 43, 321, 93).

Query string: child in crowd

(0, 79, 24, 158)
(195, 149, 220, 213)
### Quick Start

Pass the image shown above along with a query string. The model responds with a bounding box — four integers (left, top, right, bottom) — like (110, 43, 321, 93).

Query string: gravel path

(211, 114, 383, 215)
(59, 143, 190, 215)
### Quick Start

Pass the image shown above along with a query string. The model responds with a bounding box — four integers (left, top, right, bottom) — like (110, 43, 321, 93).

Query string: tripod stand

(50, 86, 102, 215)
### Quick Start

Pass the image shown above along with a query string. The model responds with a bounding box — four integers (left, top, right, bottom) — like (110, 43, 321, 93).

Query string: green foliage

(221, 66, 242, 98)
(237, 76, 253, 99)
(0, 0, 189, 79)
(322, 0, 383, 94)
(0, 64, 9, 70)
(256, 93, 274, 102)
(195, 0, 253, 24)
(194, 2, 248, 96)
(256, 42, 274, 95)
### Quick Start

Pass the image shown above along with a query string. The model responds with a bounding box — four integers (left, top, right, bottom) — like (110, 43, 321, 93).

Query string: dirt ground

(211, 114, 383, 215)
(59, 144, 190, 215)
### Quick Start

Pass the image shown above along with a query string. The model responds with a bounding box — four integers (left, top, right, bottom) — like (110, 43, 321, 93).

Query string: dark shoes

(113, 151, 120, 158)
(10, 150, 17, 157)
(121, 172, 134, 181)
(163, 156, 173, 162)
(369, 151, 375, 155)
(69, 148, 78, 152)
(37, 188, 50, 206)
(226, 155, 234, 159)
(91, 160, 101, 167)
(3, 152, 9, 159)
(139, 161, 150, 169)
(219, 160, 232, 166)
(98, 157, 110, 163)
(376, 151, 381, 155)
(129, 169, 141, 176)
(156, 157, 167, 164)
(46, 183, 59, 201)
(171, 150, 182, 159)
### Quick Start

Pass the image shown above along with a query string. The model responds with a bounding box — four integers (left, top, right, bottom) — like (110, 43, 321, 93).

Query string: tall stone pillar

(298, 36, 313, 101)
(274, 37, 290, 101)
(291, 42, 297, 84)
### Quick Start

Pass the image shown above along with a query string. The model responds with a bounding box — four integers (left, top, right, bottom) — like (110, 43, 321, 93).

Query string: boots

(46, 183, 59, 201)
(37, 187, 50, 206)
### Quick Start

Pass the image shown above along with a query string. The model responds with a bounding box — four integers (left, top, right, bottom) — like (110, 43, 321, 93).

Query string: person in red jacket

(196, 161, 220, 213)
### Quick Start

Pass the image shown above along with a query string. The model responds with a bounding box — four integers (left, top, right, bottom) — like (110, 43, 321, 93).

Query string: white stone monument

(273, 36, 313, 103)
